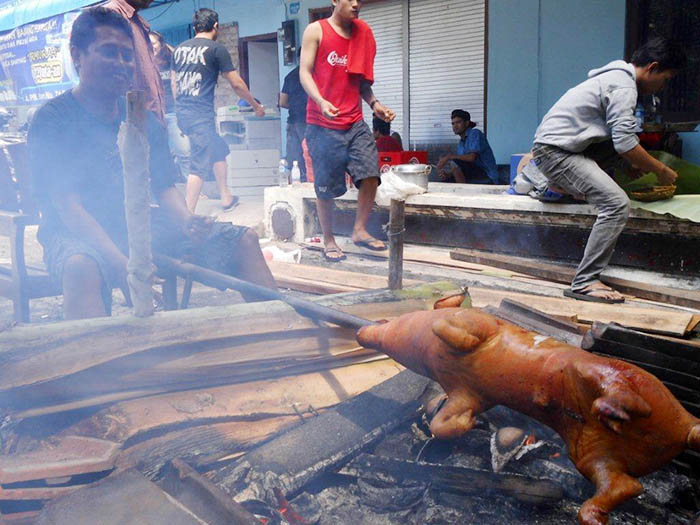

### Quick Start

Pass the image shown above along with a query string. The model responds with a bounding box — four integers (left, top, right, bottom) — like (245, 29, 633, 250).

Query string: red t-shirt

(306, 19, 363, 130)
(376, 135, 402, 152)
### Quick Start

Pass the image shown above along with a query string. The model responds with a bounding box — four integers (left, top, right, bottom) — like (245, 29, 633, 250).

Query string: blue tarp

(0, 0, 95, 33)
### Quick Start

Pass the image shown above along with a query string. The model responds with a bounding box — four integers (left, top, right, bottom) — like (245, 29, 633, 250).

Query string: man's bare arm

(437, 153, 477, 171)
(299, 22, 339, 118)
(360, 80, 395, 122)
(279, 92, 289, 109)
(222, 71, 265, 117)
(158, 186, 213, 242)
(621, 144, 678, 185)
(158, 186, 190, 227)
(170, 69, 178, 101)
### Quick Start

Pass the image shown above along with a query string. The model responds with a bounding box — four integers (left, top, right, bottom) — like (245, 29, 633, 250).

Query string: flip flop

(222, 196, 239, 210)
(563, 289, 625, 304)
(353, 237, 387, 251)
(323, 247, 346, 262)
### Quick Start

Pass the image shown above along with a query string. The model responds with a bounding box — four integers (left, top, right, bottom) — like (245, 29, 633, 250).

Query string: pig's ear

(432, 310, 498, 352)
(433, 293, 467, 309)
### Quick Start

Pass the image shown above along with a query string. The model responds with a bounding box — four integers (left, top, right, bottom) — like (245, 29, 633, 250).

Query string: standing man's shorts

(305, 119, 380, 199)
(177, 116, 230, 180)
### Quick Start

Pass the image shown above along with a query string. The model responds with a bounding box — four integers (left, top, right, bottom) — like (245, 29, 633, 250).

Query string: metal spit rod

(154, 254, 376, 330)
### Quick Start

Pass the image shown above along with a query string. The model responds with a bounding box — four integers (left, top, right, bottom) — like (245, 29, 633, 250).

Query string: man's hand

(254, 103, 265, 118)
(320, 99, 340, 119)
(657, 166, 678, 186)
(436, 155, 451, 171)
(112, 254, 131, 306)
(373, 102, 395, 123)
(185, 214, 214, 242)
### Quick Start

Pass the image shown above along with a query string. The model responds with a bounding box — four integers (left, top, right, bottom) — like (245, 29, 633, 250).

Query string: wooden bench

(0, 140, 179, 323)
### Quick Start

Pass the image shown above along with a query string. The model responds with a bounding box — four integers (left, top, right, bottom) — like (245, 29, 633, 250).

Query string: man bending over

(532, 38, 684, 303)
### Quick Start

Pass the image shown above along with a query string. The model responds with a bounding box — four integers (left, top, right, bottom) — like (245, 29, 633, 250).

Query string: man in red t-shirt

(300, 0, 395, 262)
(373, 116, 402, 152)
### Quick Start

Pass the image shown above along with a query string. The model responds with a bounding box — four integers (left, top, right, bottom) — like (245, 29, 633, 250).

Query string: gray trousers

(532, 142, 630, 292)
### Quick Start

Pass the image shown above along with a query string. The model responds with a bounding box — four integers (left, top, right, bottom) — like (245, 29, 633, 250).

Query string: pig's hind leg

(572, 361, 651, 434)
(577, 459, 643, 525)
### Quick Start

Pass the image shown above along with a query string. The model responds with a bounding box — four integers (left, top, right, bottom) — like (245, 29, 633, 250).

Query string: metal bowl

(390, 164, 432, 190)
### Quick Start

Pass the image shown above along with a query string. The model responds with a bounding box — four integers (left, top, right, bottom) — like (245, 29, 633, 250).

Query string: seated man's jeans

(432, 160, 492, 184)
(532, 143, 631, 292)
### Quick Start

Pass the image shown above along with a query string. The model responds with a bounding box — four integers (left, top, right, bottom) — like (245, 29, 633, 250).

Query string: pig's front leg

(429, 389, 483, 440)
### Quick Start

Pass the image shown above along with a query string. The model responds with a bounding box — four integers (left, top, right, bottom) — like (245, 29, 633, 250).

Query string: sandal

(323, 247, 346, 262)
(353, 236, 386, 251)
(222, 196, 239, 210)
(564, 284, 625, 304)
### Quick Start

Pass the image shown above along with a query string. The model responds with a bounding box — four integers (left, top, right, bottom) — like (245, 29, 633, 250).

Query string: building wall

(486, 0, 626, 163)
(146, 0, 700, 165)
(145, 0, 327, 157)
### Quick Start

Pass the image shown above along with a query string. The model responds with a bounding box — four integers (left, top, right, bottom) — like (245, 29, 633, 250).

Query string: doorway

(238, 33, 280, 109)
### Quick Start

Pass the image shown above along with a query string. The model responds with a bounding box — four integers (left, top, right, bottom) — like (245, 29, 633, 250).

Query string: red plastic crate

(378, 151, 428, 173)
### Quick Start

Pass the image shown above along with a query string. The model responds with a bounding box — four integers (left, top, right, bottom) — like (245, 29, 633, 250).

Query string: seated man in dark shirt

(373, 116, 402, 152)
(28, 7, 275, 320)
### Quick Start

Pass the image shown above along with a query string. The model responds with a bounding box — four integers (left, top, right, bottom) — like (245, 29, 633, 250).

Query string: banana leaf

(614, 151, 700, 194)
(649, 151, 700, 194)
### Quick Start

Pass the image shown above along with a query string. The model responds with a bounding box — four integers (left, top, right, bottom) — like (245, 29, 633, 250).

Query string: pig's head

(356, 307, 501, 384)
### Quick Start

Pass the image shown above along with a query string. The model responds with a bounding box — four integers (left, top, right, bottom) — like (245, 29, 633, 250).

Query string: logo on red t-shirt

(327, 51, 348, 67)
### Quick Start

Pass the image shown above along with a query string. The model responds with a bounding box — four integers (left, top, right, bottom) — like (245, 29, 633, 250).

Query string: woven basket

(629, 185, 677, 202)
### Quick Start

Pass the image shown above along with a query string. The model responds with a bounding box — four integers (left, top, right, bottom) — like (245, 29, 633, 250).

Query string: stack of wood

(0, 286, 451, 522)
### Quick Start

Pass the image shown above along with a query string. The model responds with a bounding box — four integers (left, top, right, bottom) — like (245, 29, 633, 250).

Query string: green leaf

(649, 151, 700, 194)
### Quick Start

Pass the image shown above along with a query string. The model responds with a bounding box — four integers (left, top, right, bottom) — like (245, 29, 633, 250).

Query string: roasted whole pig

(357, 306, 700, 525)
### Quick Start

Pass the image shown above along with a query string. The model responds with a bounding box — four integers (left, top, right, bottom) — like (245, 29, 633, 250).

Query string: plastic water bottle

(634, 104, 645, 132)
(278, 159, 288, 187)
(291, 160, 301, 185)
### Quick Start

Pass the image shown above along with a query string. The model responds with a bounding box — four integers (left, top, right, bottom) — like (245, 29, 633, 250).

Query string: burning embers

(232, 409, 698, 525)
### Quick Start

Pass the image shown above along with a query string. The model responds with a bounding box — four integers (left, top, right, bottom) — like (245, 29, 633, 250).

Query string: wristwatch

(370, 100, 379, 110)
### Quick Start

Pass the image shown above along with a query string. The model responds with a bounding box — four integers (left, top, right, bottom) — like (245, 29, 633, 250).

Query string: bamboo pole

(119, 91, 154, 317)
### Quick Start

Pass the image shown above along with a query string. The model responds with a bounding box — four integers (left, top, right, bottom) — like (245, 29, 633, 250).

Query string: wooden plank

(268, 261, 422, 291)
(451, 248, 700, 310)
(116, 417, 301, 478)
(62, 360, 403, 445)
(273, 274, 364, 294)
(0, 302, 309, 393)
(7, 338, 380, 414)
(7, 300, 428, 416)
(0, 296, 425, 396)
(157, 459, 258, 524)
(468, 287, 694, 336)
(585, 322, 700, 361)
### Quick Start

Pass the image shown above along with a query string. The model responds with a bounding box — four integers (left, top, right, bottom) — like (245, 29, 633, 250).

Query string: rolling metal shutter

(360, 0, 406, 143)
(409, 0, 486, 145)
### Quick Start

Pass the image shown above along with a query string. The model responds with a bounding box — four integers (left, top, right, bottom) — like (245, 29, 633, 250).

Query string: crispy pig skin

(357, 307, 700, 525)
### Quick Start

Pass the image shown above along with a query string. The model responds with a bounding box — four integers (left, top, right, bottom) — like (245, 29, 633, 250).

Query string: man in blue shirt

(436, 109, 500, 184)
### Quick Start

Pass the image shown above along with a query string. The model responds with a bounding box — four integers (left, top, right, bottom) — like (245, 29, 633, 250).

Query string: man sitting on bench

(28, 7, 275, 320)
